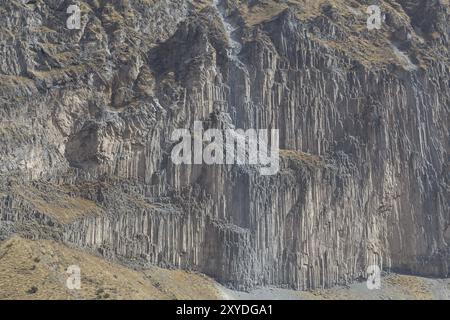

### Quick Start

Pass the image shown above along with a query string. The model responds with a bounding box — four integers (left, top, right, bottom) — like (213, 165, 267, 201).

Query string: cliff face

(0, 0, 449, 290)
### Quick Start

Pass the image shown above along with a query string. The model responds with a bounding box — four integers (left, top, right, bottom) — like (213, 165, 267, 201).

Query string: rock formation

(0, 0, 449, 291)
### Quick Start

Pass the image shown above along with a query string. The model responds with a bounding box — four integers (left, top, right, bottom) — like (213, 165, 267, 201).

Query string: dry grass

(0, 75, 36, 87)
(385, 274, 434, 300)
(142, 267, 222, 300)
(13, 184, 104, 224)
(189, 0, 212, 11)
(301, 274, 435, 300)
(280, 149, 324, 168)
(0, 236, 222, 300)
(29, 65, 88, 81)
(237, 0, 288, 26)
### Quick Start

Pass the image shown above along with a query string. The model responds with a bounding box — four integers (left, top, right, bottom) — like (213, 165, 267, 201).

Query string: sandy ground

(218, 274, 450, 300)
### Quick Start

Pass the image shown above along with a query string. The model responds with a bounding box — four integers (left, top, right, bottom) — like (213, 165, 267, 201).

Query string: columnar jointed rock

(0, 0, 449, 290)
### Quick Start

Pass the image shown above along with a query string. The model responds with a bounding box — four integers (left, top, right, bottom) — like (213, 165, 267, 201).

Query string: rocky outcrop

(0, 0, 449, 290)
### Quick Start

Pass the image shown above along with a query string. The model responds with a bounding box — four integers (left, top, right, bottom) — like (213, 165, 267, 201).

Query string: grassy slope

(0, 236, 221, 300)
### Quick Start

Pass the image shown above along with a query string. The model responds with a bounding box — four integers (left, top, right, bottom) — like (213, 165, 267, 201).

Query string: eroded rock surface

(0, 0, 449, 290)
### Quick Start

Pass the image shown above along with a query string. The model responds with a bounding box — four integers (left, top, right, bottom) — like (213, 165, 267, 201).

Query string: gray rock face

(0, 0, 449, 290)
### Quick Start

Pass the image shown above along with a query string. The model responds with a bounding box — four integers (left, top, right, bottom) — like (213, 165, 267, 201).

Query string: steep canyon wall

(0, 0, 449, 290)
